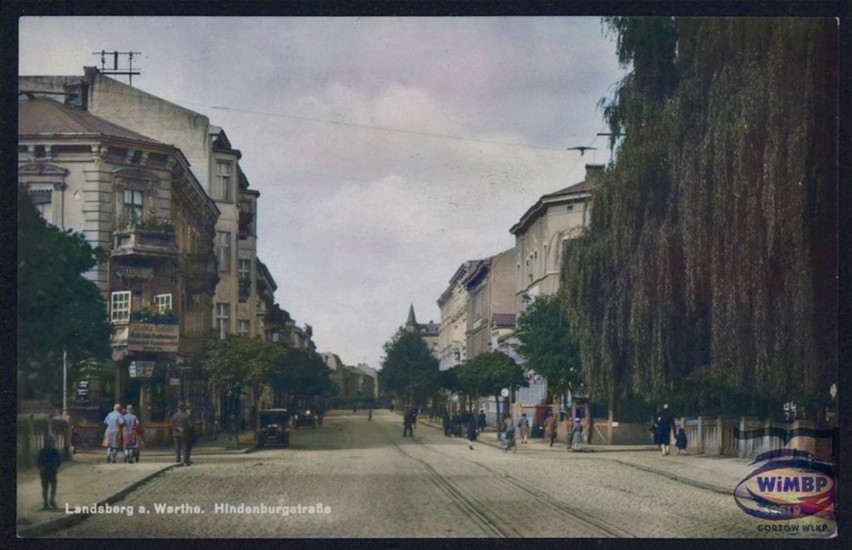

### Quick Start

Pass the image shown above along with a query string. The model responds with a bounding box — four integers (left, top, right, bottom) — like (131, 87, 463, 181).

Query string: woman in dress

(103, 403, 124, 463)
(122, 404, 142, 463)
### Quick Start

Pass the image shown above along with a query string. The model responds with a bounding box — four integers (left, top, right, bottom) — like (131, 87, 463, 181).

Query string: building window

(214, 161, 231, 201)
(124, 189, 144, 224)
(216, 232, 231, 272)
(214, 303, 230, 332)
(111, 291, 131, 322)
(153, 293, 173, 312)
(473, 289, 485, 318)
(28, 184, 54, 225)
(238, 259, 251, 280)
(238, 320, 250, 336)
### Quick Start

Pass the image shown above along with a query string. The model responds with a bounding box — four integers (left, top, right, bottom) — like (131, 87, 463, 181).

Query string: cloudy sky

(19, 16, 626, 369)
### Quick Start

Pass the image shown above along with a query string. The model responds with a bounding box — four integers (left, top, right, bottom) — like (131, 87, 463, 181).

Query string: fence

(17, 417, 203, 469)
(17, 415, 72, 469)
(677, 416, 836, 460)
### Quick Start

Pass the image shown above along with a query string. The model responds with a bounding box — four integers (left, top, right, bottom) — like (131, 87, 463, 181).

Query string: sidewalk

(16, 432, 254, 538)
(417, 415, 754, 496)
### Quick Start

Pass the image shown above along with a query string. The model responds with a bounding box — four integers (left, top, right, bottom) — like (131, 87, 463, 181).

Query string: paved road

(49, 410, 768, 538)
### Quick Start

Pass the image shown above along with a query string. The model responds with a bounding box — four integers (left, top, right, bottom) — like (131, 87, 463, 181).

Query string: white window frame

(237, 319, 250, 336)
(153, 293, 173, 312)
(214, 303, 230, 331)
(238, 259, 251, 281)
(111, 291, 131, 322)
(123, 189, 144, 224)
(214, 161, 231, 201)
(216, 232, 231, 272)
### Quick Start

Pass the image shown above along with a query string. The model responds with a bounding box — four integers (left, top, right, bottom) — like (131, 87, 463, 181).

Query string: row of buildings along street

(17, 67, 378, 439)
(17, 63, 595, 439)
(405, 163, 601, 428)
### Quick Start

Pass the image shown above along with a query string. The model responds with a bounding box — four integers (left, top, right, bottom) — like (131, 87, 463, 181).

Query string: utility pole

(92, 50, 142, 86)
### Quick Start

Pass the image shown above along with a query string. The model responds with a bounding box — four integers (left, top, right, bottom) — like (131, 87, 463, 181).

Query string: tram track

(377, 419, 515, 537)
(376, 415, 631, 538)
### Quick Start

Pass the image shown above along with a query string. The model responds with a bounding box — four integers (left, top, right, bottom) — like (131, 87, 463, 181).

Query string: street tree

(461, 352, 527, 429)
(378, 328, 439, 408)
(514, 294, 581, 398)
(562, 18, 837, 418)
(17, 191, 111, 404)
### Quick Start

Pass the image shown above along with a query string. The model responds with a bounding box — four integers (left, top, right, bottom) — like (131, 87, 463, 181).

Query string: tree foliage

(563, 18, 838, 417)
(514, 294, 581, 393)
(202, 335, 335, 399)
(442, 352, 528, 416)
(378, 329, 439, 406)
(17, 192, 112, 403)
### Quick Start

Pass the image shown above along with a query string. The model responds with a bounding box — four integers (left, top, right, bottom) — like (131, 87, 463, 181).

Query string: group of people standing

(103, 403, 144, 464)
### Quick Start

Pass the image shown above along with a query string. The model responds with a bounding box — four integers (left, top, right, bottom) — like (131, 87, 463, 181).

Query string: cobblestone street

(33, 410, 827, 539)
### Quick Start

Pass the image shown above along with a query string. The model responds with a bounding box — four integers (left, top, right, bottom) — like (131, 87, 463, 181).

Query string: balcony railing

(113, 224, 177, 257)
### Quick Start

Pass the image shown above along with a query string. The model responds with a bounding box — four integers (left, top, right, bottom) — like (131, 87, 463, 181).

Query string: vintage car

(293, 409, 318, 430)
(255, 408, 291, 448)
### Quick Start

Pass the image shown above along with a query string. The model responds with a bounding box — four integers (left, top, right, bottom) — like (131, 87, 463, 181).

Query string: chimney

(585, 164, 605, 181)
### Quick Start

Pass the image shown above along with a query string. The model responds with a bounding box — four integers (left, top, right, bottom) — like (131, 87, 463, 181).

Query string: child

(675, 427, 688, 455)
(37, 436, 62, 510)
(571, 417, 583, 450)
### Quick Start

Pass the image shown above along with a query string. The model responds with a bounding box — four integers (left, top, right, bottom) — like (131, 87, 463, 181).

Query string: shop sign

(128, 323, 179, 352)
(128, 360, 156, 379)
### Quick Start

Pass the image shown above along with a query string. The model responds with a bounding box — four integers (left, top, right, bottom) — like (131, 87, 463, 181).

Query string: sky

(19, 16, 627, 370)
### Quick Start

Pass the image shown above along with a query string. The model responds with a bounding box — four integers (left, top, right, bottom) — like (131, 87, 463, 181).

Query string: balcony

(183, 254, 219, 294)
(113, 222, 177, 258)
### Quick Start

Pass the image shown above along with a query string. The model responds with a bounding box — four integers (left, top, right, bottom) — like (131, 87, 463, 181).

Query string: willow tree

(563, 18, 837, 418)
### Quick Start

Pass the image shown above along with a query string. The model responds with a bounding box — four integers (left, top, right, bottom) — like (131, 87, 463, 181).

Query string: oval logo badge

(735, 459, 835, 521)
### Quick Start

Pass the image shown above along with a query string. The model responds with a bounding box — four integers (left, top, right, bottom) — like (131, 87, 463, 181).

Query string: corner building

(20, 69, 270, 426)
(18, 94, 219, 423)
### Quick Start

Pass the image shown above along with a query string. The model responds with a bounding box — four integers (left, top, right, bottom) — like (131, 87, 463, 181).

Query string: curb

(17, 463, 181, 538)
(607, 458, 734, 496)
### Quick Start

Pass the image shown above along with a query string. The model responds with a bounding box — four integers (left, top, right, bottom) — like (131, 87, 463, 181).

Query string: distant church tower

(404, 303, 440, 358)
(405, 303, 419, 333)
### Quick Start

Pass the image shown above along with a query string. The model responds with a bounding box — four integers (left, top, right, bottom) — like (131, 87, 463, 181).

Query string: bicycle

(503, 430, 517, 453)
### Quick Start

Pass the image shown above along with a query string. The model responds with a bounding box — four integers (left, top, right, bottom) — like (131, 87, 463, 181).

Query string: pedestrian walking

(502, 414, 516, 453)
(122, 405, 143, 463)
(103, 403, 124, 463)
(477, 409, 487, 434)
(402, 407, 415, 437)
(571, 417, 584, 450)
(37, 436, 62, 510)
(543, 412, 558, 447)
(466, 417, 478, 450)
(441, 408, 450, 437)
(656, 401, 675, 456)
(171, 402, 192, 465)
(368, 407, 373, 421)
(675, 426, 688, 455)
(185, 402, 196, 465)
(584, 413, 595, 445)
(517, 413, 530, 444)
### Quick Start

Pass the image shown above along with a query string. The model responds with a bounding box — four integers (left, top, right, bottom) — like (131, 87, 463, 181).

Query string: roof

(509, 164, 603, 236)
(18, 95, 161, 144)
(420, 321, 440, 337)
